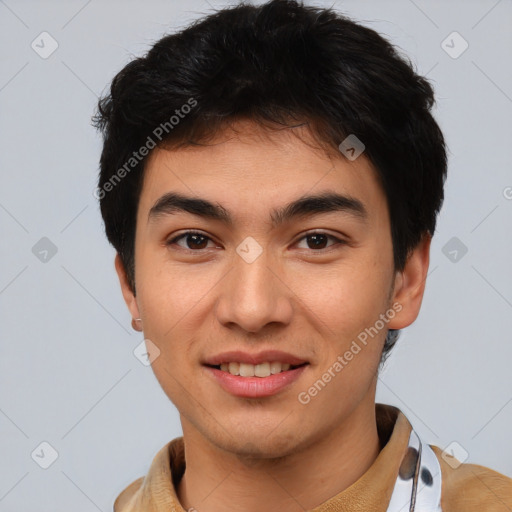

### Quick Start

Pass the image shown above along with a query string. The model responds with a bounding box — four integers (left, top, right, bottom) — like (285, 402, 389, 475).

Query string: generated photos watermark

(94, 97, 198, 200)
(298, 301, 403, 405)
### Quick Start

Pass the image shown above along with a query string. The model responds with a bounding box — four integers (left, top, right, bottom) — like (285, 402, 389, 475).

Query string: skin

(115, 120, 431, 512)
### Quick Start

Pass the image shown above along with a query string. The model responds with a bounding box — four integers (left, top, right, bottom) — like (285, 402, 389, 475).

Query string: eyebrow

(147, 191, 368, 227)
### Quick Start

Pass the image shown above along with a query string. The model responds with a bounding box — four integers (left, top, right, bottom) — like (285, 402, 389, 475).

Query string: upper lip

(204, 350, 308, 366)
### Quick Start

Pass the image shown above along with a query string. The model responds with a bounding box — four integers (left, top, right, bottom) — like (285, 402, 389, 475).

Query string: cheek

(139, 274, 200, 406)
(290, 258, 392, 341)
(134, 256, 225, 389)
(136, 243, 216, 328)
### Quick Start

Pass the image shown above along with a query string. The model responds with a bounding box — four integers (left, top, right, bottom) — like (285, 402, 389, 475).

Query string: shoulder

(113, 476, 145, 512)
(430, 445, 512, 512)
(112, 438, 183, 511)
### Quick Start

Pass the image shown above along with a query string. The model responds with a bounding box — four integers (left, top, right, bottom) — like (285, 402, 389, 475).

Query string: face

(117, 121, 429, 459)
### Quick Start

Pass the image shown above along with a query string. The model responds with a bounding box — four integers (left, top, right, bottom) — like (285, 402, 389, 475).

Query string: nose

(215, 249, 293, 334)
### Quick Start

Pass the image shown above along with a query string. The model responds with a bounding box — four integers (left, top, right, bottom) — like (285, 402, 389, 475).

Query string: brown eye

(296, 232, 344, 250)
(306, 233, 328, 249)
(167, 231, 214, 250)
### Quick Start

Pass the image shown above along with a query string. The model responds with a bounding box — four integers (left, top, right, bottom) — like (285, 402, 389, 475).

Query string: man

(92, 1, 512, 510)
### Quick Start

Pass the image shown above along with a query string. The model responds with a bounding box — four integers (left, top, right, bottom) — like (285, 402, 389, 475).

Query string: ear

(387, 234, 431, 330)
(114, 253, 141, 323)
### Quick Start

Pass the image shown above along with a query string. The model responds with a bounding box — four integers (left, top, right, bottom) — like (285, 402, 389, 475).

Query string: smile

(204, 364, 308, 398)
(214, 361, 306, 377)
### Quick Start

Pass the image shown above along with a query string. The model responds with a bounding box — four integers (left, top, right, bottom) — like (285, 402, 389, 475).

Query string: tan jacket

(114, 404, 512, 511)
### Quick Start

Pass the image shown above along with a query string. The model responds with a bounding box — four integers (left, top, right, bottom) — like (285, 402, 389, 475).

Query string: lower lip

(205, 365, 308, 398)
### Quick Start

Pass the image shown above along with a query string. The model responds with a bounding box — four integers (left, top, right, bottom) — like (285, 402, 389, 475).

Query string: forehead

(138, 121, 386, 223)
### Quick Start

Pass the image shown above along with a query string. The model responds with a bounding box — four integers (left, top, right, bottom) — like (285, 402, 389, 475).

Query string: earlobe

(114, 253, 141, 328)
(387, 234, 431, 330)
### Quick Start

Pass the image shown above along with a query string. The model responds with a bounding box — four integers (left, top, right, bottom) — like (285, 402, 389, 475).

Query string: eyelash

(166, 230, 346, 252)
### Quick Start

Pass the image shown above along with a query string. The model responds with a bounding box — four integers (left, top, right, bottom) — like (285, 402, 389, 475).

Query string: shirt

(114, 403, 512, 511)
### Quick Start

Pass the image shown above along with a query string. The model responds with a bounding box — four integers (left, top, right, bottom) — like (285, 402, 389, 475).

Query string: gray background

(1, 0, 511, 510)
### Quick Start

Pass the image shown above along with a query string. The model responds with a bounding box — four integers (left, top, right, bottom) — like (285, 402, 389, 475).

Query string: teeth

(270, 362, 282, 374)
(228, 362, 240, 375)
(255, 362, 270, 377)
(239, 363, 255, 377)
(219, 361, 296, 377)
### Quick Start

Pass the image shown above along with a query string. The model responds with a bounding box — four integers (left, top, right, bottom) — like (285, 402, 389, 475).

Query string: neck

(177, 396, 381, 512)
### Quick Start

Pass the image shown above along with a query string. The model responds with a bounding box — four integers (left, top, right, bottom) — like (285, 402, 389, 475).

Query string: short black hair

(92, 0, 447, 362)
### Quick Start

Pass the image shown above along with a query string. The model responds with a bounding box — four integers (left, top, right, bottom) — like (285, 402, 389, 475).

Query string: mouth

(205, 361, 308, 377)
(202, 351, 310, 398)
(203, 354, 309, 398)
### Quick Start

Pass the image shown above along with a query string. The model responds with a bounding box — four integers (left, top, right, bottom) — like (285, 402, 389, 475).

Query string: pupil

(185, 234, 328, 250)
(308, 234, 327, 249)
(188, 234, 208, 249)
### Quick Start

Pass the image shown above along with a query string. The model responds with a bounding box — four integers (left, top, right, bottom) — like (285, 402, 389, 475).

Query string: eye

(295, 232, 345, 250)
(166, 230, 345, 252)
(166, 231, 217, 250)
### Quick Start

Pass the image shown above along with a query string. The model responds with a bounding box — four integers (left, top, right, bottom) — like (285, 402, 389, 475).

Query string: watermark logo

(32, 237, 58, 263)
(442, 236, 468, 263)
(133, 339, 161, 366)
(441, 441, 469, 469)
(31, 441, 59, 469)
(31, 31, 59, 59)
(236, 236, 263, 264)
(338, 134, 365, 161)
(441, 31, 469, 60)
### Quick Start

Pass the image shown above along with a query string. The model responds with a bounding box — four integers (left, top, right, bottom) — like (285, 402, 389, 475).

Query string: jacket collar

(116, 404, 415, 512)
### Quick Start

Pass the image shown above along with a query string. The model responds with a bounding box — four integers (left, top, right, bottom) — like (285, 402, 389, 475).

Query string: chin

(217, 426, 309, 461)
